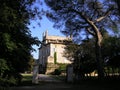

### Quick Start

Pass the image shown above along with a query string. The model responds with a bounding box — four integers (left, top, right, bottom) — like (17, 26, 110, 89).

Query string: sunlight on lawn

(21, 73, 32, 82)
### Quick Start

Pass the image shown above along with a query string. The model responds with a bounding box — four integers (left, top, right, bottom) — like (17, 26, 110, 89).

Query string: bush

(0, 72, 22, 88)
(53, 69, 61, 75)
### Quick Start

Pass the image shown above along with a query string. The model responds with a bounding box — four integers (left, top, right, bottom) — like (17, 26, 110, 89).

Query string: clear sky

(28, 16, 64, 59)
(28, 0, 65, 59)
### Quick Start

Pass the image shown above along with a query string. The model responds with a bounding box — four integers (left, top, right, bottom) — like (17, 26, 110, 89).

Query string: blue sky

(28, 16, 64, 59)
(28, 0, 65, 59)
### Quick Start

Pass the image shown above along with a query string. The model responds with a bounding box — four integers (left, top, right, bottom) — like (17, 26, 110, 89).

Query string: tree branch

(86, 27, 95, 36)
(95, 11, 111, 22)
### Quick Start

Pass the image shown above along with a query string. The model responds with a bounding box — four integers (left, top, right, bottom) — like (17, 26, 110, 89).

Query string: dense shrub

(53, 69, 61, 75)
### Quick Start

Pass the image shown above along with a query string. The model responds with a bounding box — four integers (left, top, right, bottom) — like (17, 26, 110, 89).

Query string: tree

(102, 35, 120, 65)
(63, 43, 79, 61)
(64, 38, 96, 77)
(114, 0, 120, 14)
(0, 0, 40, 85)
(27, 57, 36, 73)
(100, 34, 120, 75)
(78, 39, 96, 74)
(45, 0, 120, 78)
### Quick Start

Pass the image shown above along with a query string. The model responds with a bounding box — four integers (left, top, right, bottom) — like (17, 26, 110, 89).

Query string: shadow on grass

(19, 74, 48, 86)
(18, 74, 36, 86)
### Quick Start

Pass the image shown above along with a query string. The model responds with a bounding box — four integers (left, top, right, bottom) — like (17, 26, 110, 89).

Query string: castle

(38, 31, 72, 74)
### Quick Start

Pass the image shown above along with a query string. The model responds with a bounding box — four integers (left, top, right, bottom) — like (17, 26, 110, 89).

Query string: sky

(27, 0, 65, 59)
(28, 16, 64, 59)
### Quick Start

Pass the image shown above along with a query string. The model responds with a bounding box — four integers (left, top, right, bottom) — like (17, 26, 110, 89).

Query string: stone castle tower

(38, 31, 72, 74)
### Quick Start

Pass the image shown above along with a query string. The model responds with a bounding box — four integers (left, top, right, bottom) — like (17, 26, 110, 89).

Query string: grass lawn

(19, 73, 47, 86)
(19, 73, 34, 86)
(21, 73, 32, 81)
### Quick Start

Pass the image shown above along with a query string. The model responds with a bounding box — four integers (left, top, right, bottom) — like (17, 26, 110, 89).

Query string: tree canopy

(45, 0, 120, 36)
(0, 0, 40, 86)
(45, 0, 120, 78)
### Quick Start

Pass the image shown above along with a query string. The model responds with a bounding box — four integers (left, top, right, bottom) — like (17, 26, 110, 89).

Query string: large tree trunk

(80, 11, 108, 78)
(87, 20, 104, 78)
(95, 31, 104, 78)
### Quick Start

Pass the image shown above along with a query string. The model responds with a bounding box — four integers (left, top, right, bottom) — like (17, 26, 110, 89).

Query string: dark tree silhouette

(0, 0, 41, 85)
(45, 0, 120, 78)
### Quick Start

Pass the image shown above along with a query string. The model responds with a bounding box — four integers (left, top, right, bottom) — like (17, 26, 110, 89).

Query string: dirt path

(9, 81, 119, 90)
(9, 74, 120, 90)
(38, 74, 63, 82)
(10, 82, 72, 90)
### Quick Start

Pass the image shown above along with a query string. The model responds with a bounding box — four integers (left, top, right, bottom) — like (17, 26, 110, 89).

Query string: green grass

(19, 73, 35, 86)
(20, 73, 46, 86)
(21, 73, 32, 82)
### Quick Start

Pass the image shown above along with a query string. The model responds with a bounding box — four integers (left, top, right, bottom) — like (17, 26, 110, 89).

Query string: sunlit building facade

(38, 31, 72, 74)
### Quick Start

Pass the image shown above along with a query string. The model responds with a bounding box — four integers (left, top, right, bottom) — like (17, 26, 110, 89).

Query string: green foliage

(27, 57, 35, 73)
(54, 52, 57, 64)
(74, 53, 96, 74)
(45, 0, 120, 38)
(52, 64, 67, 75)
(0, 73, 22, 87)
(109, 55, 120, 67)
(21, 74, 32, 82)
(102, 36, 120, 57)
(0, 0, 40, 87)
(102, 36, 120, 68)
(0, 59, 9, 76)
(45, 0, 120, 78)
(53, 69, 61, 75)
(58, 64, 67, 71)
(63, 43, 79, 61)
(73, 39, 96, 74)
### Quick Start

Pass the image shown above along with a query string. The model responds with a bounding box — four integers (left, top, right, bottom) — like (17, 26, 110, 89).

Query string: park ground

(9, 74, 120, 90)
